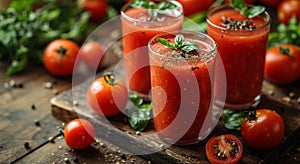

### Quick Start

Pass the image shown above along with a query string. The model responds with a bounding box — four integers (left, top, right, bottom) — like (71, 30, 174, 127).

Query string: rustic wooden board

(51, 63, 300, 163)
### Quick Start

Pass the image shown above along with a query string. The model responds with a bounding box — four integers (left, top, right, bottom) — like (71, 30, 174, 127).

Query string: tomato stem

(103, 72, 115, 85)
(56, 46, 67, 61)
(245, 110, 257, 120)
(279, 46, 295, 60)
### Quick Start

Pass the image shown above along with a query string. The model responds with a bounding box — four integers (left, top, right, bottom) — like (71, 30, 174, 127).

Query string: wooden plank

(51, 66, 300, 163)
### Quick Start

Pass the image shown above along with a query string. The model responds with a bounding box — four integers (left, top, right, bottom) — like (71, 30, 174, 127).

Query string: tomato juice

(149, 31, 217, 145)
(207, 5, 270, 109)
(121, 1, 183, 98)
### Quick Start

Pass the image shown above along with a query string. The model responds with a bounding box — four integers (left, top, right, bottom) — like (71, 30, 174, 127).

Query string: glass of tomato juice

(148, 31, 218, 145)
(206, 4, 270, 109)
(121, 1, 183, 99)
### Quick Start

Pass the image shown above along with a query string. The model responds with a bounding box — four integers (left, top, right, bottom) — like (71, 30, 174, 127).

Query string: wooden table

(1, 57, 300, 163)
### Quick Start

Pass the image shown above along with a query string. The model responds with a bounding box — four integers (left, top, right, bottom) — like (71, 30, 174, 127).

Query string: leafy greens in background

(0, 0, 101, 76)
(268, 17, 300, 48)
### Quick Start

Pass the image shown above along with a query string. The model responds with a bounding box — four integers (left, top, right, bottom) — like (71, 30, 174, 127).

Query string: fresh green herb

(222, 109, 247, 131)
(231, 0, 265, 18)
(157, 34, 199, 53)
(128, 94, 152, 132)
(268, 17, 300, 48)
(129, 0, 178, 17)
(0, 0, 97, 76)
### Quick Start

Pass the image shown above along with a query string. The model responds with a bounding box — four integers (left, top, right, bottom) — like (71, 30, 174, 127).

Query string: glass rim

(148, 30, 218, 63)
(206, 4, 271, 32)
(121, 0, 183, 23)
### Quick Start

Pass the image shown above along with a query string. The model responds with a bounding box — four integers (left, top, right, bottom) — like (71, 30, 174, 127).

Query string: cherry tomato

(241, 109, 285, 150)
(206, 134, 243, 164)
(64, 118, 95, 150)
(87, 72, 128, 116)
(80, 0, 108, 22)
(225, 0, 256, 4)
(177, 0, 214, 16)
(264, 44, 300, 85)
(79, 41, 105, 69)
(277, 0, 300, 25)
(259, 0, 282, 7)
(43, 39, 79, 77)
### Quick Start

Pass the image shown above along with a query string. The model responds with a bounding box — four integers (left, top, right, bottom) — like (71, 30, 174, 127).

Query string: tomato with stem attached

(277, 0, 300, 25)
(43, 39, 79, 77)
(241, 109, 285, 150)
(206, 134, 243, 164)
(264, 44, 300, 85)
(64, 118, 95, 150)
(79, 0, 108, 22)
(87, 72, 128, 116)
(79, 41, 105, 69)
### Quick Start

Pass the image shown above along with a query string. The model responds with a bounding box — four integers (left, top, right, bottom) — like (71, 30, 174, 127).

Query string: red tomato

(177, 0, 214, 16)
(206, 134, 243, 164)
(64, 119, 95, 150)
(277, 0, 300, 25)
(87, 72, 128, 116)
(241, 109, 285, 150)
(225, 0, 256, 4)
(259, 0, 282, 7)
(79, 41, 105, 69)
(264, 44, 300, 85)
(80, 0, 108, 22)
(43, 39, 79, 77)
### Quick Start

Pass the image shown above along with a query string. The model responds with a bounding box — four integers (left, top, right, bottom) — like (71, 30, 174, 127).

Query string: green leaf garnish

(129, 0, 178, 17)
(222, 109, 246, 131)
(128, 94, 152, 132)
(157, 34, 199, 53)
(231, 0, 265, 18)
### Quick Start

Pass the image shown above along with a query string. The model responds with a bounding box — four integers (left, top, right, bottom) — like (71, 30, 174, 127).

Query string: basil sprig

(157, 34, 199, 53)
(231, 0, 265, 18)
(129, 0, 178, 16)
(128, 94, 152, 132)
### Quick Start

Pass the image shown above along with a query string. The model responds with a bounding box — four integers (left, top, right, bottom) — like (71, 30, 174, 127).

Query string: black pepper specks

(221, 16, 256, 30)
(24, 142, 30, 149)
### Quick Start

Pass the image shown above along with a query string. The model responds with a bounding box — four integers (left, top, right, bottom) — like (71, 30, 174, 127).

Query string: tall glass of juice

(121, 0, 183, 99)
(206, 4, 270, 109)
(149, 31, 218, 145)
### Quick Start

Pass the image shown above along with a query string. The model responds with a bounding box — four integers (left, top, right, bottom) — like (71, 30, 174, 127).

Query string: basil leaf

(231, 0, 247, 13)
(129, 94, 144, 107)
(175, 34, 184, 46)
(181, 41, 199, 52)
(128, 107, 151, 132)
(222, 109, 246, 131)
(231, 0, 265, 18)
(246, 6, 265, 18)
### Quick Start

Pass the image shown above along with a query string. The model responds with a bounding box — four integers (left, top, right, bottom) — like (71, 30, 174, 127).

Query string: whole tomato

(87, 72, 128, 116)
(79, 41, 105, 69)
(277, 0, 300, 25)
(80, 0, 108, 22)
(64, 118, 95, 150)
(206, 134, 243, 164)
(259, 0, 282, 7)
(241, 109, 285, 150)
(264, 44, 300, 85)
(43, 39, 79, 77)
(225, 0, 256, 4)
(177, 0, 214, 16)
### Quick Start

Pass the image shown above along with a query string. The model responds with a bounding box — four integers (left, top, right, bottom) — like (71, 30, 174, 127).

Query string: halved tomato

(206, 134, 243, 164)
